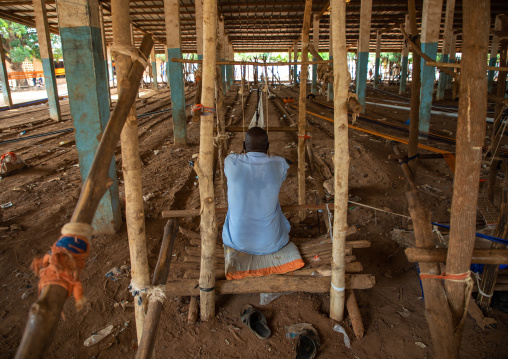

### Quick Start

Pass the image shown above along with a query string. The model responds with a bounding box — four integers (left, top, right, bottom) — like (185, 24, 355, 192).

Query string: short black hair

(245, 127, 269, 153)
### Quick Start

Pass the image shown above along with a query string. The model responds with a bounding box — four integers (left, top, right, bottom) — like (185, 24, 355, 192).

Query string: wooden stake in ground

(329, 0, 349, 322)
(445, 0, 489, 350)
(197, 0, 218, 322)
(111, 0, 150, 342)
(297, 0, 313, 221)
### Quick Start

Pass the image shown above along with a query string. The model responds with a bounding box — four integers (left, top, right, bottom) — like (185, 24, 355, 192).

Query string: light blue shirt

(222, 152, 291, 255)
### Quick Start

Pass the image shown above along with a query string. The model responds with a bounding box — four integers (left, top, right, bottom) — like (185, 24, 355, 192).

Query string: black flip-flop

(240, 304, 271, 340)
(295, 328, 320, 359)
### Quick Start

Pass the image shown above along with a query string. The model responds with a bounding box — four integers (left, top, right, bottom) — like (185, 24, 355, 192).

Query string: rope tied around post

(298, 134, 312, 140)
(398, 153, 420, 165)
(192, 104, 216, 116)
(111, 45, 149, 68)
(31, 222, 93, 310)
(129, 280, 167, 304)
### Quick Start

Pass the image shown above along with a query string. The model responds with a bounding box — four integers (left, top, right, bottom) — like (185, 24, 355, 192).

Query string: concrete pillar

(229, 42, 234, 86)
(312, 15, 319, 94)
(400, 14, 410, 94)
(436, 0, 455, 100)
(327, 20, 333, 101)
(98, 2, 111, 103)
(446, 33, 457, 90)
(219, 17, 226, 95)
(374, 30, 381, 89)
(488, 15, 502, 93)
(419, 0, 444, 134)
(356, 0, 372, 111)
(56, 0, 121, 233)
(151, 45, 158, 91)
(33, 0, 61, 121)
(0, 34, 12, 107)
(164, 0, 186, 145)
(294, 39, 298, 84)
(195, 0, 203, 60)
(288, 46, 292, 84)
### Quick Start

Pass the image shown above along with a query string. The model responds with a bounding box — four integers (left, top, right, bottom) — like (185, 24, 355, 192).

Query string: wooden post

(165, 0, 187, 145)
(330, 0, 349, 322)
(419, 0, 444, 133)
(98, 3, 111, 104)
(298, 0, 313, 222)
(479, 166, 508, 308)
(197, 0, 218, 321)
(436, 0, 455, 101)
(219, 17, 227, 96)
(0, 33, 12, 107)
(111, 0, 150, 342)
(399, 14, 410, 94)
(15, 34, 153, 359)
(445, 0, 489, 349)
(289, 46, 293, 84)
(106, 44, 115, 89)
(327, 20, 334, 101)
(488, 16, 502, 93)
(356, 0, 372, 111)
(135, 220, 178, 359)
(33, 0, 61, 121)
(374, 30, 381, 89)
(446, 33, 457, 90)
(312, 15, 319, 94)
(294, 39, 298, 86)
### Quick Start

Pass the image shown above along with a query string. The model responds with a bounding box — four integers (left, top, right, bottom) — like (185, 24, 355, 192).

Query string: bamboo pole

(171, 58, 333, 66)
(329, 0, 349, 322)
(196, 0, 218, 322)
(15, 35, 154, 359)
(135, 220, 178, 359)
(111, 0, 150, 342)
(297, 0, 312, 221)
(445, 0, 489, 350)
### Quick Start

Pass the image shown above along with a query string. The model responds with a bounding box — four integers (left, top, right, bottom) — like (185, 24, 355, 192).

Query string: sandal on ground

(240, 304, 271, 340)
(295, 328, 320, 359)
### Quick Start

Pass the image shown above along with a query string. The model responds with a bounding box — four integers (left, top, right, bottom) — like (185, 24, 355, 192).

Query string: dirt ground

(0, 79, 507, 359)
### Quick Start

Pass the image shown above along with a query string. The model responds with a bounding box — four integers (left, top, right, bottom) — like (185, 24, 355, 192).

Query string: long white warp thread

(249, 92, 264, 128)
(111, 45, 149, 68)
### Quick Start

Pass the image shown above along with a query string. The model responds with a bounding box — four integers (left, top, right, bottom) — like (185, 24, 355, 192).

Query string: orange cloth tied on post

(32, 234, 90, 310)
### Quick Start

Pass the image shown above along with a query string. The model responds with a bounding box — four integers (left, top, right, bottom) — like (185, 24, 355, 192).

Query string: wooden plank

(166, 274, 375, 296)
(405, 248, 508, 265)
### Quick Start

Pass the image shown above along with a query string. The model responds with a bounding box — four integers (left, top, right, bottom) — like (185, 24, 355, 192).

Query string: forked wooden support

(15, 34, 154, 359)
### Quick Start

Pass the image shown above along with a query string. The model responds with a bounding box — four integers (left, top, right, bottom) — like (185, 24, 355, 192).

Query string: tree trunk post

(33, 0, 61, 121)
(198, 0, 218, 322)
(329, 0, 349, 322)
(165, 0, 187, 145)
(327, 20, 334, 101)
(488, 15, 502, 93)
(294, 39, 299, 86)
(374, 30, 381, 89)
(111, 0, 150, 342)
(418, 0, 444, 134)
(312, 14, 319, 95)
(219, 16, 227, 96)
(445, 0, 489, 348)
(356, 0, 372, 112)
(98, 3, 111, 104)
(446, 33, 457, 90)
(298, 0, 313, 222)
(289, 46, 293, 84)
(399, 14, 410, 94)
(0, 33, 12, 107)
(436, 0, 455, 101)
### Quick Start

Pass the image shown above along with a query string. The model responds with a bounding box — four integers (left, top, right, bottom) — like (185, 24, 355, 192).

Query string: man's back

(222, 152, 290, 255)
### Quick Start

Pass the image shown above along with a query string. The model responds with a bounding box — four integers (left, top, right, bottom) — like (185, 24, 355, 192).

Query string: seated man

(222, 127, 291, 255)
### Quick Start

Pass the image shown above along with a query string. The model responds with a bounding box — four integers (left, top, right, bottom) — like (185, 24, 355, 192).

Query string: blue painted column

(436, 0, 455, 101)
(488, 16, 501, 93)
(311, 15, 319, 95)
(228, 43, 234, 87)
(0, 34, 12, 107)
(399, 14, 410, 94)
(374, 30, 381, 89)
(151, 46, 158, 91)
(355, 0, 372, 111)
(56, 0, 121, 233)
(418, 0, 444, 134)
(165, 0, 187, 145)
(34, 0, 61, 121)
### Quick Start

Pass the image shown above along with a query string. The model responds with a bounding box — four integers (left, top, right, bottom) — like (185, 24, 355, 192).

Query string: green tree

(0, 19, 62, 86)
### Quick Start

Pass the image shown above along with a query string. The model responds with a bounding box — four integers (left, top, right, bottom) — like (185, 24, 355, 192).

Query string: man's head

(244, 127, 269, 153)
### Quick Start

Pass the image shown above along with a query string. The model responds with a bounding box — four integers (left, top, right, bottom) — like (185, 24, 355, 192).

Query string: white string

(331, 282, 345, 292)
(130, 280, 167, 303)
(111, 45, 149, 68)
(471, 271, 494, 298)
(325, 203, 333, 241)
